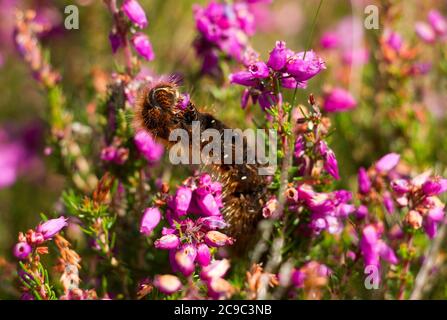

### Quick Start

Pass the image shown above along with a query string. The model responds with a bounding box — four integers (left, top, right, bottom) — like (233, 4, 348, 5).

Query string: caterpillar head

(134, 81, 195, 145)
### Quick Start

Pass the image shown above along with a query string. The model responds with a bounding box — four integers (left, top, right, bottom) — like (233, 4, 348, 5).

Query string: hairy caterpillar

(133, 80, 268, 243)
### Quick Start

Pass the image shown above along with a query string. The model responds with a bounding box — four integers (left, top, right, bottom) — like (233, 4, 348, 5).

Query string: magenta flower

(384, 30, 403, 52)
(358, 167, 371, 194)
(427, 10, 447, 36)
(140, 207, 161, 236)
(360, 225, 398, 270)
(375, 153, 400, 173)
(267, 41, 287, 71)
(391, 179, 410, 195)
(153, 275, 182, 294)
(154, 234, 180, 250)
(318, 141, 340, 180)
(200, 259, 230, 280)
(173, 186, 192, 216)
(230, 41, 324, 111)
(424, 207, 445, 239)
(323, 88, 357, 113)
(421, 180, 443, 196)
(320, 32, 339, 49)
(285, 50, 326, 82)
(415, 22, 436, 43)
(204, 231, 234, 247)
(196, 244, 211, 266)
(248, 61, 269, 78)
(36, 216, 68, 240)
(174, 247, 195, 276)
(122, 0, 148, 29)
(13, 242, 32, 260)
(134, 131, 164, 164)
(131, 33, 155, 61)
(109, 31, 122, 54)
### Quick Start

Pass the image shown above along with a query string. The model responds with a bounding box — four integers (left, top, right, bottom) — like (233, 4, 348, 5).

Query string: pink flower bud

(131, 33, 155, 61)
(13, 242, 32, 260)
(36, 216, 68, 240)
(204, 231, 234, 247)
(140, 207, 161, 236)
(154, 234, 180, 250)
(122, 0, 148, 29)
(200, 259, 230, 280)
(196, 244, 211, 266)
(153, 275, 182, 295)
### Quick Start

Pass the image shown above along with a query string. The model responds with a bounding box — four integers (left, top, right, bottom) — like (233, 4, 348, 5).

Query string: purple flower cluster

(134, 130, 164, 165)
(323, 87, 357, 113)
(319, 16, 369, 66)
(13, 217, 68, 260)
(357, 153, 447, 238)
(140, 174, 234, 277)
(110, 0, 154, 61)
(360, 223, 398, 272)
(230, 41, 325, 110)
(415, 10, 447, 44)
(293, 133, 340, 181)
(284, 184, 354, 235)
(193, 0, 256, 74)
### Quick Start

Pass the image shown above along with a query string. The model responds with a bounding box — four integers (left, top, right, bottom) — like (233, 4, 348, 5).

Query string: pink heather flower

(140, 207, 161, 235)
(109, 31, 121, 54)
(174, 248, 195, 276)
(173, 186, 192, 216)
(383, 192, 395, 214)
(424, 207, 445, 239)
(196, 193, 221, 216)
(421, 180, 443, 196)
(384, 30, 403, 52)
(122, 0, 148, 29)
(134, 131, 164, 164)
(294, 135, 305, 158)
(320, 31, 339, 49)
(291, 269, 304, 288)
(229, 71, 257, 86)
(375, 153, 400, 173)
(358, 167, 371, 194)
(391, 179, 410, 195)
(200, 259, 230, 280)
(415, 22, 436, 43)
(267, 41, 287, 71)
(428, 10, 447, 36)
(324, 149, 340, 180)
(360, 225, 398, 269)
(196, 244, 211, 267)
(318, 141, 340, 180)
(36, 217, 68, 239)
(207, 277, 234, 300)
(323, 88, 357, 113)
(248, 61, 269, 78)
(356, 205, 368, 220)
(154, 234, 180, 250)
(198, 216, 227, 230)
(262, 197, 279, 218)
(153, 275, 182, 295)
(204, 231, 234, 247)
(13, 242, 32, 260)
(131, 33, 155, 61)
(286, 50, 326, 82)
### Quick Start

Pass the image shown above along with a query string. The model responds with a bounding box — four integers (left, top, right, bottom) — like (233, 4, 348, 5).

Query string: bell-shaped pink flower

(204, 231, 234, 247)
(131, 33, 155, 61)
(154, 234, 180, 250)
(122, 0, 148, 29)
(140, 207, 161, 236)
(153, 275, 182, 294)
(36, 216, 68, 240)
(13, 242, 32, 260)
